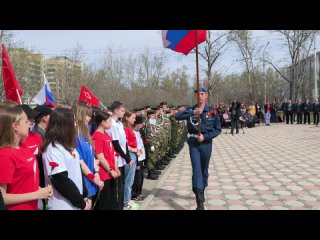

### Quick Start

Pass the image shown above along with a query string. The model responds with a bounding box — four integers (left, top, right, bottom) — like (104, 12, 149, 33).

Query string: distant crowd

(214, 98, 319, 135)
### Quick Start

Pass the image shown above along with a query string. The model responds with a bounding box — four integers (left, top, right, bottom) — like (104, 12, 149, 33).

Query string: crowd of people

(0, 100, 188, 210)
(216, 98, 320, 135)
(1, 96, 318, 210)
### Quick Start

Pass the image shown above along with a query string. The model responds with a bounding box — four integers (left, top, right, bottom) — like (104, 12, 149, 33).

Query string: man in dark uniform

(229, 100, 241, 135)
(303, 99, 311, 124)
(281, 99, 287, 123)
(296, 99, 303, 124)
(286, 99, 293, 124)
(271, 100, 278, 123)
(313, 98, 319, 126)
(175, 84, 221, 210)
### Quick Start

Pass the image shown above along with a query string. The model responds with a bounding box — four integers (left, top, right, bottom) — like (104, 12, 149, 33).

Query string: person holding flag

(162, 30, 221, 210)
(175, 83, 221, 210)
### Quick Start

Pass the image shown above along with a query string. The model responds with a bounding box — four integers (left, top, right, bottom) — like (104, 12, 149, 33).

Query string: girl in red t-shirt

(123, 110, 140, 209)
(0, 107, 53, 210)
(92, 111, 120, 210)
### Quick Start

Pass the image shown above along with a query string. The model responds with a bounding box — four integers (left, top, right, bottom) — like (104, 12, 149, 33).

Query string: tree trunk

(248, 71, 253, 101)
(207, 70, 211, 104)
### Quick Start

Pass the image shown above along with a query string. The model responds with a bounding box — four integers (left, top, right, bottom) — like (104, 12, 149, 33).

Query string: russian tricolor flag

(161, 30, 207, 55)
(32, 74, 56, 108)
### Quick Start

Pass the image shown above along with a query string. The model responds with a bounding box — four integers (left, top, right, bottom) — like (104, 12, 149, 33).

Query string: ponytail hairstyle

(94, 111, 111, 128)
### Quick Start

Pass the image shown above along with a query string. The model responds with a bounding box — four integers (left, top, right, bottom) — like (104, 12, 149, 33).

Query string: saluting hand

(193, 108, 202, 115)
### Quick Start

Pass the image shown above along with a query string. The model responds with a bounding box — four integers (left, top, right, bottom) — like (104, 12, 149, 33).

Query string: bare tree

(64, 43, 85, 103)
(230, 30, 257, 101)
(124, 55, 138, 89)
(139, 49, 166, 89)
(195, 30, 231, 103)
(267, 30, 317, 101)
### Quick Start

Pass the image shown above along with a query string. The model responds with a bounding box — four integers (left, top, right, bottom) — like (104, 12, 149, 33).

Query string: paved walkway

(139, 123, 320, 210)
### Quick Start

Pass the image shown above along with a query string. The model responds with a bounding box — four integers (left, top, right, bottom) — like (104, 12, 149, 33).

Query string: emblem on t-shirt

(33, 147, 38, 155)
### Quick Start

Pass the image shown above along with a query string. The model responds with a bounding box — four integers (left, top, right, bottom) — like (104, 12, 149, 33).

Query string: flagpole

(16, 89, 22, 105)
(99, 101, 108, 111)
(195, 31, 201, 135)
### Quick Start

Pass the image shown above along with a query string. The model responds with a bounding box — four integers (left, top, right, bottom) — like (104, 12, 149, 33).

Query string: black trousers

(117, 166, 125, 210)
(297, 112, 302, 124)
(132, 160, 144, 197)
(93, 178, 118, 210)
(286, 111, 293, 124)
(304, 112, 310, 124)
(314, 112, 319, 125)
(231, 119, 239, 133)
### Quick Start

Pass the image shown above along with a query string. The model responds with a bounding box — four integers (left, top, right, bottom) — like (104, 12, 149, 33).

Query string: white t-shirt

(42, 143, 83, 210)
(105, 119, 127, 167)
(134, 130, 146, 161)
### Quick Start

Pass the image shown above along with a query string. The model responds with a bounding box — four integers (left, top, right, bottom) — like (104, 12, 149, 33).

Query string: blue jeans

(124, 152, 137, 205)
(265, 113, 271, 124)
(188, 139, 213, 192)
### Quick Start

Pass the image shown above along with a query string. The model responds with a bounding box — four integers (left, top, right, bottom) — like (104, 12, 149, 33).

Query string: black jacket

(313, 102, 320, 112)
(303, 102, 312, 112)
(229, 102, 241, 119)
(296, 103, 303, 113)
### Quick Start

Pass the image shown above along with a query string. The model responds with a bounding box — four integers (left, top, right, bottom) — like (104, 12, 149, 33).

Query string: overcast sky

(13, 30, 320, 77)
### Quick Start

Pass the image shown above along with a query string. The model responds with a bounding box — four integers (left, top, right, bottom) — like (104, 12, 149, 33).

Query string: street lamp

(263, 41, 270, 104)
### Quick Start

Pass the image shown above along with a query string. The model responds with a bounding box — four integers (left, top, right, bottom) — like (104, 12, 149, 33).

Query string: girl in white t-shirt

(41, 108, 91, 210)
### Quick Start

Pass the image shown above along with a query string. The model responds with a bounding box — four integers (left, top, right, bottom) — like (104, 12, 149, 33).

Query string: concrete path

(139, 123, 320, 210)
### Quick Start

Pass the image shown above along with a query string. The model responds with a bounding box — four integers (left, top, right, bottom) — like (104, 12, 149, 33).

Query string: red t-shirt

(92, 131, 116, 181)
(124, 127, 137, 148)
(21, 132, 43, 155)
(0, 147, 39, 210)
(267, 105, 271, 113)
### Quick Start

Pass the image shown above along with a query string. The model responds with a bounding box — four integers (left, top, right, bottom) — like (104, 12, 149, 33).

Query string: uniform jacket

(175, 104, 221, 142)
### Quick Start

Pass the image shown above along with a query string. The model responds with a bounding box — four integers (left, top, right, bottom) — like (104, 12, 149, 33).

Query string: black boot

(156, 162, 165, 170)
(195, 191, 204, 210)
(201, 191, 205, 203)
(160, 158, 170, 165)
(153, 168, 161, 175)
(147, 170, 159, 180)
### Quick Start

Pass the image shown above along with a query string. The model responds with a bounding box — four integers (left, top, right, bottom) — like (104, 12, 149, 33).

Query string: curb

(138, 143, 188, 210)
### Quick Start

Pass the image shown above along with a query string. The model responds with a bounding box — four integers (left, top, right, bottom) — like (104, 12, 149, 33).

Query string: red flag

(78, 85, 99, 107)
(2, 44, 23, 104)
